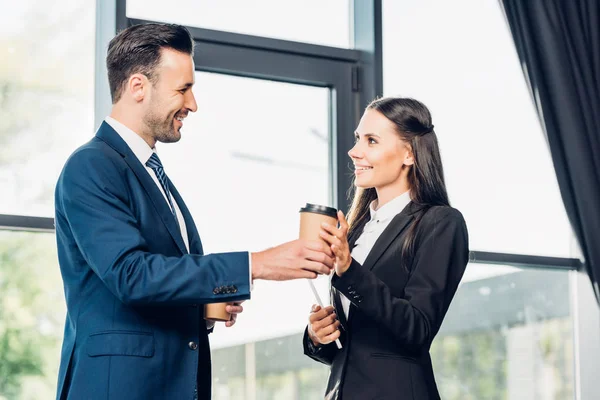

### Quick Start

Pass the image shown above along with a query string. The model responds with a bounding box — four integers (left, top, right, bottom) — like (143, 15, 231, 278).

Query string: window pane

(158, 72, 333, 350)
(211, 263, 575, 399)
(127, 0, 351, 48)
(0, 231, 66, 399)
(432, 264, 574, 399)
(0, 0, 95, 217)
(382, 0, 572, 257)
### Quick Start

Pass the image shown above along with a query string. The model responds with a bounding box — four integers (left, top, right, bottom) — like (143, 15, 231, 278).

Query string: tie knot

(146, 153, 163, 170)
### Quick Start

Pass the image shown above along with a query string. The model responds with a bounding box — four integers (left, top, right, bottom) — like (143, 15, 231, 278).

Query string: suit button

(188, 341, 198, 350)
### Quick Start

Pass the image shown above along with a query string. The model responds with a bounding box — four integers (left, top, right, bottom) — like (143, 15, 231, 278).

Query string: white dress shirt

(105, 117, 191, 251)
(340, 190, 412, 319)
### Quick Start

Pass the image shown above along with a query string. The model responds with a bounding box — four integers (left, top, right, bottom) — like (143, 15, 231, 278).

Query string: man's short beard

(144, 109, 180, 144)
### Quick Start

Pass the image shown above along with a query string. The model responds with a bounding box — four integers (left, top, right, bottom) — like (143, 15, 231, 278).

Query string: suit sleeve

(55, 148, 251, 306)
(302, 326, 339, 366)
(332, 207, 469, 350)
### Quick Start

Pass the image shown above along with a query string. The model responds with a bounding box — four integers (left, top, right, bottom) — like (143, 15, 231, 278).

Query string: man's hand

(224, 301, 244, 328)
(251, 239, 334, 281)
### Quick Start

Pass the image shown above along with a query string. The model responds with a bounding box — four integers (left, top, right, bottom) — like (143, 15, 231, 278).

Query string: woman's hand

(307, 304, 341, 346)
(320, 210, 351, 276)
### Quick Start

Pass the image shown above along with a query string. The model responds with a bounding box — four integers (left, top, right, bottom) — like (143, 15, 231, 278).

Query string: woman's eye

(368, 138, 377, 144)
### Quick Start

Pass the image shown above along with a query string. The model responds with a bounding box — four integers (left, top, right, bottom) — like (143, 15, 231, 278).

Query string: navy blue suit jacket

(54, 122, 251, 400)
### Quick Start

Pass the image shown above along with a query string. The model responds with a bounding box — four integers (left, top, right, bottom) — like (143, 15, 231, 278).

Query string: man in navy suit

(54, 23, 334, 400)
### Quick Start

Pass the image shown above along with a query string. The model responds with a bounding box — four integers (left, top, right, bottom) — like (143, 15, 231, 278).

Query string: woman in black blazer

(303, 97, 469, 400)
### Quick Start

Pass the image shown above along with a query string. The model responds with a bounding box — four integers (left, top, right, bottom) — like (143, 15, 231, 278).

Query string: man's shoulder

(59, 136, 126, 187)
(65, 137, 120, 169)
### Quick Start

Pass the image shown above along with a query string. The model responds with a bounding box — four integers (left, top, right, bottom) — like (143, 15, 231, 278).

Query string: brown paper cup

(204, 302, 232, 322)
(299, 203, 338, 243)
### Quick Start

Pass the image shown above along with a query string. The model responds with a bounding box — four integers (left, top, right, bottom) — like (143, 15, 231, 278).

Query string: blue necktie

(146, 153, 177, 220)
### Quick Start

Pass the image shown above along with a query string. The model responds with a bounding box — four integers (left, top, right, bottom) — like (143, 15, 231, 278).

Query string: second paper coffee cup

(204, 302, 232, 322)
(299, 203, 338, 242)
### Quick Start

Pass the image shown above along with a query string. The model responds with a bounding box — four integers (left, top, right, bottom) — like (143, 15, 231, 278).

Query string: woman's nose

(348, 144, 361, 159)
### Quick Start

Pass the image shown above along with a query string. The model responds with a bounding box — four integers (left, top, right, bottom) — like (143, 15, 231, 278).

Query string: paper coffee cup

(299, 203, 338, 243)
(204, 302, 232, 322)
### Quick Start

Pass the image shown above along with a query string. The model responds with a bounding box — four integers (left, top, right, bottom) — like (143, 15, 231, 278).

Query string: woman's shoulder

(420, 204, 466, 226)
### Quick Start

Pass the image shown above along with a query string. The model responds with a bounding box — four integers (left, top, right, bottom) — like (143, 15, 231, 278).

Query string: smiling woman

(304, 97, 469, 400)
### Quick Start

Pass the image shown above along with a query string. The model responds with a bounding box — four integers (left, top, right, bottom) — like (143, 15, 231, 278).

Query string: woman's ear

(403, 147, 415, 166)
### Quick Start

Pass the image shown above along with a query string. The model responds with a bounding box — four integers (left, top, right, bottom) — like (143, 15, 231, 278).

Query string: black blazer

(303, 202, 469, 400)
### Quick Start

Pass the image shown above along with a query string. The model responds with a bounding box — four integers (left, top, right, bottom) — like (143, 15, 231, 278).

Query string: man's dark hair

(106, 23, 194, 103)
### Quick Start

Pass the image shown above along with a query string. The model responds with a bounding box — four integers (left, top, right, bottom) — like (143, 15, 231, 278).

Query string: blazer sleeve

(332, 207, 469, 350)
(302, 326, 339, 366)
(55, 148, 251, 306)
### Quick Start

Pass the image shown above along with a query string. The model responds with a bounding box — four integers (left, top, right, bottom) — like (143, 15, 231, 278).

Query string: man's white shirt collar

(105, 116, 156, 164)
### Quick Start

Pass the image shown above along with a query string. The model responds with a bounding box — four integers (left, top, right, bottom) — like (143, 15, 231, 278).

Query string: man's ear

(128, 73, 147, 102)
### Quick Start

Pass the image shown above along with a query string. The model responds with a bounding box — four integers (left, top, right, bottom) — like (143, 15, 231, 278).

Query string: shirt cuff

(248, 252, 254, 291)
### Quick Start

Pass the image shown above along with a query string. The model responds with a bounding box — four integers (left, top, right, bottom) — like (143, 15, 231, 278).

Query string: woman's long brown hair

(346, 97, 450, 270)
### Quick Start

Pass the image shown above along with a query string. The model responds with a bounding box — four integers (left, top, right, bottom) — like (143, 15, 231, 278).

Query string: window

(432, 264, 574, 399)
(0, 231, 66, 399)
(157, 72, 334, 348)
(382, 0, 572, 257)
(127, 0, 351, 48)
(0, 0, 95, 217)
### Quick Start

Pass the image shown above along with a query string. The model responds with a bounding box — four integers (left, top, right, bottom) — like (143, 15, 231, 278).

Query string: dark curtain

(499, 0, 600, 300)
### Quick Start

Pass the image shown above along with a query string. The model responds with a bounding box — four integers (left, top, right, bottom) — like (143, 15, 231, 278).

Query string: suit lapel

(361, 202, 420, 271)
(344, 202, 421, 324)
(96, 122, 187, 255)
(169, 181, 204, 255)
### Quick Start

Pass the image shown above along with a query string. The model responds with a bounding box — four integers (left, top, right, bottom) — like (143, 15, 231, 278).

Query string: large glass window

(0, 231, 66, 400)
(126, 0, 351, 48)
(0, 0, 95, 217)
(382, 0, 572, 257)
(210, 264, 575, 399)
(432, 264, 574, 399)
(158, 72, 334, 349)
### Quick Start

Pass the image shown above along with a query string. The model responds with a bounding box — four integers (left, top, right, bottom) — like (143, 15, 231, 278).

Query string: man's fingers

(304, 249, 335, 268)
(291, 269, 318, 280)
(302, 260, 333, 275)
(304, 240, 334, 257)
(226, 304, 243, 314)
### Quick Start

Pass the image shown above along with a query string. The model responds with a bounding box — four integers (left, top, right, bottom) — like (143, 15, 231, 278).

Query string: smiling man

(54, 23, 334, 400)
